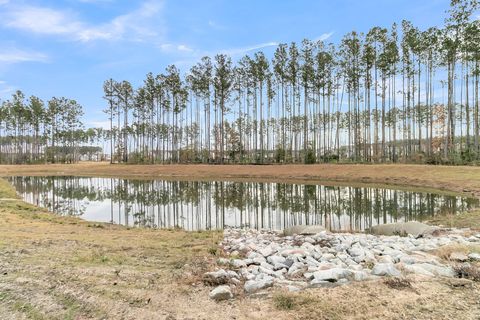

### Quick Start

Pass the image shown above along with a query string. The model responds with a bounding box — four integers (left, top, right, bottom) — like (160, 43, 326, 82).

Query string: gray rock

(347, 245, 365, 258)
(260, 262, 274, 270)
(403, 264, 435, 277)
(414, 263, 454, 277)
(259, 246, 276, 257)
(267, 255, 286, 265)
(203, 269, 230, 285)
(352, 270, 371, 281)
(259, 266, 275, 275)
(217, 258, 230, 265)
(309, 279, 338, 288)
(371, 263, 401, 277)
(313, 268, 352, 282)
(368, 221, 440, 238)
(244, 278, 274, 293)
(253, 257, 267, 265)
(209, 285, 233, 301)
(273, 262, 290, 270)
(280, 249, 308, 257)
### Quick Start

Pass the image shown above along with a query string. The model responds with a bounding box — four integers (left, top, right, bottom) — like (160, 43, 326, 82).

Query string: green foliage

(304, 148, 316, 164)
(275, 146, 286, 163)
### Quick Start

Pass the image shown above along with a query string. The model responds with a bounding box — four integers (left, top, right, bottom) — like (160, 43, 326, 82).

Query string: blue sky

(0, 0, 455, 128)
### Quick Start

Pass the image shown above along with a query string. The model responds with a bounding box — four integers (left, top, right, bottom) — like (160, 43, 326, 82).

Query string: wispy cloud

(1, 1, 165, 42)
(208, 20, 226, 30)
(159, 43, 193, 53)
(0, 80, 15, 97)
(0, 48, 48, 64)
(314, 32, 334, 42)
(219, 41, 279, 56)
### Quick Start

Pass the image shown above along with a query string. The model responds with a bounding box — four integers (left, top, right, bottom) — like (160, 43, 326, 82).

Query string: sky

(0, 0, 458, 128)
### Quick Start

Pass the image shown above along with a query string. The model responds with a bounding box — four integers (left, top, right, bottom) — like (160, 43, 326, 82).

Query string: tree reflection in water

(8, 176, 479, 232)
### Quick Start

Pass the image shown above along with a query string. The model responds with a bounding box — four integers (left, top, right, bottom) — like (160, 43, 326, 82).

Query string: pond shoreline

(0, 163, 479, 198)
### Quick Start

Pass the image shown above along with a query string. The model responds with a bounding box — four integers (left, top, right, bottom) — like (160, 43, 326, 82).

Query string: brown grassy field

(0, 164, 480, 319)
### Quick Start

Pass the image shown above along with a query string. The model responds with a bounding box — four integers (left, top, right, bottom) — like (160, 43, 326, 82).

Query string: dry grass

(434, 244, 480, 261)
(454, 264, 480, 281)
(383, 277, 414, 290)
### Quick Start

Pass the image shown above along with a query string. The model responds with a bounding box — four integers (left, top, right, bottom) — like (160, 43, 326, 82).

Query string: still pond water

(8, 176, 479, 232)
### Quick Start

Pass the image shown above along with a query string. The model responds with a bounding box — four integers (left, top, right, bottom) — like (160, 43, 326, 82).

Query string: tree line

(102, 0, 480, 165)
(0, 91, 102, 163)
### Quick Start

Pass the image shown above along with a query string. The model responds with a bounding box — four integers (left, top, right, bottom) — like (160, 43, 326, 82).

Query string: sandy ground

(0, 165, 480, 319)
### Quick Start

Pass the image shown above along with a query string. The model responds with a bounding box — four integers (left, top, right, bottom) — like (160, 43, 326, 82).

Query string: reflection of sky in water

(82, 201, 112, 222)
(9, 176, 479, 232)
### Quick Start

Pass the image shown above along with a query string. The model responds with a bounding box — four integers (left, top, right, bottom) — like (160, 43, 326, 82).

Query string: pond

(8, 176, 479, 232)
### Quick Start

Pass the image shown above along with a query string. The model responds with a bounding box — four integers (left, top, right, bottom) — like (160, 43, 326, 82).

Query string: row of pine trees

(0, 91, 102, 164)
(102, 0, 480, 165)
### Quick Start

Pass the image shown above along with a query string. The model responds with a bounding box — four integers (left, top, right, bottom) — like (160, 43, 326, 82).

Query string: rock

(232, 259, 247, 269)
(217, 258, 230, 265)
(267, 255, 286, 265)
(368, 221, 440, 238)
(352, 270, 371, 281)
(273, 263, 290, 270)
(377, 255, 395, 264)
(313, 268, 352, 282)
(259, 246, 276, 257)
(259, 266, 275, 275)
(226, 270, 239, 278)
(310, 279, 338, 288)
(283, 225, 326, 236)
(253, 257, 267, 265)
(371, 263, 401, 277)
(260, 262, 274, 270)
(468, 253, 480, 261)
(320, 253, 335, 262)
(414, 263, 454, 277)
(403, 264, 435, 277)
(209, 285, 233, 301)
(244, 278, 274, 293)
(449, 252, 468, 262)
(280, 249, 308, 257)
(347, 245, 365, 258)
(203, 269, 230, 285)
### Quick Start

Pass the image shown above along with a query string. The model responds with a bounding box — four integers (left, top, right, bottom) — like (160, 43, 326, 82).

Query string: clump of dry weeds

(383, 277, 413, 290)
